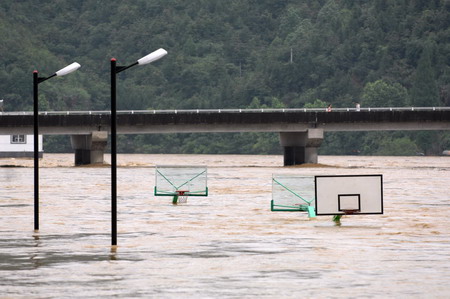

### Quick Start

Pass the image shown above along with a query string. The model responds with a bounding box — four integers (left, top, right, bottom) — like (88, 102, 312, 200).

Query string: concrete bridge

(1, 107, 449, 165)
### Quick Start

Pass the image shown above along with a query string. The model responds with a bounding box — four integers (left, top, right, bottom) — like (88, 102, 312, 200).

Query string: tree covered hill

(1, 0, 449, 155)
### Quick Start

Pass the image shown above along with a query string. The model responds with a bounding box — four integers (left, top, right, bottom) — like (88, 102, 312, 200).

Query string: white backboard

(314, 175, 383, 215)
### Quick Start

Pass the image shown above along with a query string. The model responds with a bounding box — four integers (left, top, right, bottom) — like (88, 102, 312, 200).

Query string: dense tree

(1, 0, 449, 155)
(410, 43, 440, 106)
(362, 80, 408, 107)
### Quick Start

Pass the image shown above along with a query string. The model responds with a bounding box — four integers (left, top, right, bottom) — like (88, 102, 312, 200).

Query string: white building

(0, 134, 43, 158)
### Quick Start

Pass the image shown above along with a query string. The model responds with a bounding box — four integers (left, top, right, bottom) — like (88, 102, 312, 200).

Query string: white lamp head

(137, 48, 168, 65)
(55, 62, 81, 77)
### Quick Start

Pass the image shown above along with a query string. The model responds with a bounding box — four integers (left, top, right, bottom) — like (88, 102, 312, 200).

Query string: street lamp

(33, 62, 81, 231)
(110, 48, 167, 246)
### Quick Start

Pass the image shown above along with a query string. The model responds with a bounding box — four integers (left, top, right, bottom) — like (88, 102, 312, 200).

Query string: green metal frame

(154, 186, 209, 197)
(155, 187, 208, 205)
(271, 200, 316, 217)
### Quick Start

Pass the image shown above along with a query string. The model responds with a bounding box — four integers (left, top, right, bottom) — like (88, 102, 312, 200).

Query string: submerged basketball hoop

(154, 165, 208, 204)
(271, 174, 383, 220)
(271, 175, 316, 218)
(173, 190, 189, 204)
(315, 175, 383, 216)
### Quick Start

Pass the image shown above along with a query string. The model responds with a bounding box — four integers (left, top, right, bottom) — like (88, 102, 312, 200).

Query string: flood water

(0, 154, 449, 298)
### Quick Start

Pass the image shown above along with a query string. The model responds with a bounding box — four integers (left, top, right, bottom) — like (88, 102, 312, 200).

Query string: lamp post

(110, 48, 167, 246)
(33, 62, 81, 231)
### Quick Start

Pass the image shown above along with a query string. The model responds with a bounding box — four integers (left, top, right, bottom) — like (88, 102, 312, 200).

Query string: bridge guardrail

(1, 107, 449, 116)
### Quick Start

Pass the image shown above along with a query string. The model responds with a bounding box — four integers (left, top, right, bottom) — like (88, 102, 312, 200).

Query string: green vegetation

(1, 0, 449, 155)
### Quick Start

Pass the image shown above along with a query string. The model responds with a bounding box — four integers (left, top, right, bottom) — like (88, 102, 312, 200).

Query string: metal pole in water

(111, 58, 117, 246)
(109, 49, 166, 246)
(33, 71, 39, 231)
(31, 62, 79, 232)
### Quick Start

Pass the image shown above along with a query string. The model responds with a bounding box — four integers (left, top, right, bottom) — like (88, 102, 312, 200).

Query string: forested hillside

(1, 0, 449, 155)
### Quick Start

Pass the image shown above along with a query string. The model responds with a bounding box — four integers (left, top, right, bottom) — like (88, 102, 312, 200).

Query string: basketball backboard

(314, 175, 383, 215)
(154, 165, 208, 201)
(271, 175, 316, 217)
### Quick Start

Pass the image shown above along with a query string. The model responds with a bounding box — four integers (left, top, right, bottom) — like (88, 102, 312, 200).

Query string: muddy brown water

(0, 154, 449, 298)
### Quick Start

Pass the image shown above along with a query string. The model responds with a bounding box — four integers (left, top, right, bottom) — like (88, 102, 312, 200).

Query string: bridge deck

(1, 107, 449, 135)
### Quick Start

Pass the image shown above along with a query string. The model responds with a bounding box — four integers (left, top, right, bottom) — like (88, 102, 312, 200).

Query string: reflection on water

(0, 154, 449, 297)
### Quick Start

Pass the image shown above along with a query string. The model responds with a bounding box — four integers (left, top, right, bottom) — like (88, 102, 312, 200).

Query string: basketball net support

(172, 191, 188, 205)
(270, 200, 316, 218)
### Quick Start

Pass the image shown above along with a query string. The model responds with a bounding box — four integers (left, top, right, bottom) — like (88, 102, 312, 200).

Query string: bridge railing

(1, 107, 449, 116)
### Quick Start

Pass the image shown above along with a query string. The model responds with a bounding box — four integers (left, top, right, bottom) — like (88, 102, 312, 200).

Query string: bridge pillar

(279, 129, 323, 166)
(70, 131, 108, 166)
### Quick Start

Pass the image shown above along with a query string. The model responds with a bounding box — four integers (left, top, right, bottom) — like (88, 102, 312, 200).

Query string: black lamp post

(110, 48, 167, 246)
(33, 62, 81, 231)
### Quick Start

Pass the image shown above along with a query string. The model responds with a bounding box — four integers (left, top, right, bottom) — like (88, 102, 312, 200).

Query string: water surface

(1, 154, 449, 298)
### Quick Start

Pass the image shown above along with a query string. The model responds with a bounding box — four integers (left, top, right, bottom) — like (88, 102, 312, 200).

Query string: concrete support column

(279, 129, 324, 166)
(282, 146, 305, 166)
(90, 131, 108, 164)
(70, 131, 108, 166)
(71, 135, 91, 165)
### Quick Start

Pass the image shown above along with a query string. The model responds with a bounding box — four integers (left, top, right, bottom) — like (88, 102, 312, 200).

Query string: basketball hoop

(155, 165, 208, 204)
(341, 209, 359, 215)
(173, 190, 189, 204)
